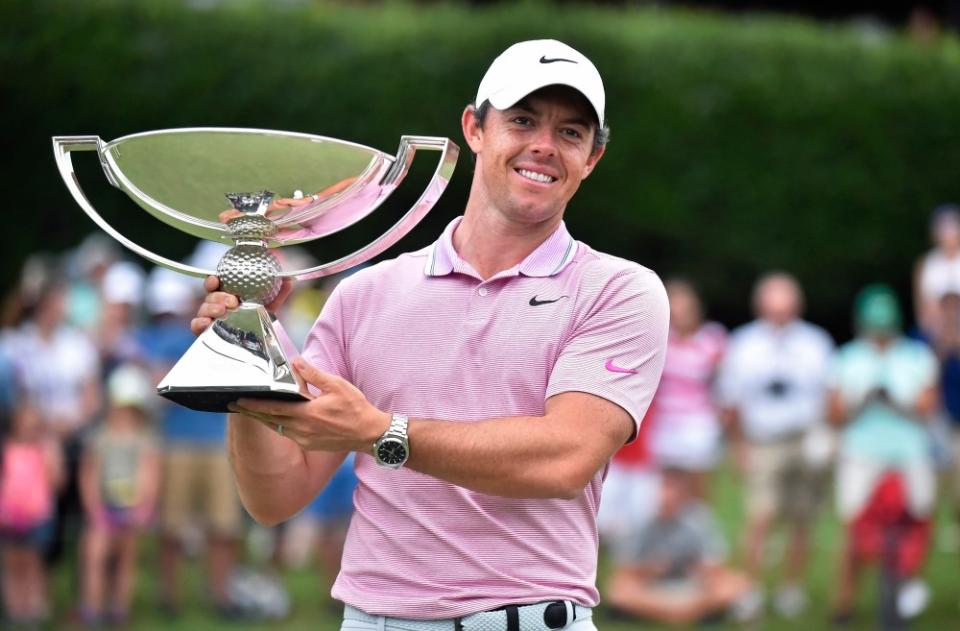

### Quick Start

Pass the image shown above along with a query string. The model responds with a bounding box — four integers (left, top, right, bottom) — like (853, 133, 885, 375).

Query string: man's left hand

(228, 358, 390, 453)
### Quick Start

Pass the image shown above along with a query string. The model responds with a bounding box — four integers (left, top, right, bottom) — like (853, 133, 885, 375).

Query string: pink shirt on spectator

(647, 323, 727, 469)
(654, 322, 726, 421)
(302, 217, 668, 619)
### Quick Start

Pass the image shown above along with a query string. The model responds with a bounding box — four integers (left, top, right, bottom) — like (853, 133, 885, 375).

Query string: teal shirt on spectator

(831, 338, 937, 464)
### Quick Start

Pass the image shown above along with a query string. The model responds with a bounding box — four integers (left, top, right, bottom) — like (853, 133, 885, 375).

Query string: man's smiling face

(463, 85, 605, 227)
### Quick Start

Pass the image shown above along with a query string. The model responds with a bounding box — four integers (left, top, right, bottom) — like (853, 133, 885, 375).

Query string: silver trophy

(52, 128, 458, 411)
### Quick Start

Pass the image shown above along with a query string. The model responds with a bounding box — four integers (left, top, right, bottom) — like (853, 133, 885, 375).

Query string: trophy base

(156, 303, 308, 413)
(158, 386, 308, 413)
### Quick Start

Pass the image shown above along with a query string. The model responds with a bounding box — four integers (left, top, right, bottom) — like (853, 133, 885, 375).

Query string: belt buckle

(543, 601, 569, 628)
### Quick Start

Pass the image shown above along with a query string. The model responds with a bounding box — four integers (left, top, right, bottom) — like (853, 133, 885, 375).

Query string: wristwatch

(373, 413, 409, 469)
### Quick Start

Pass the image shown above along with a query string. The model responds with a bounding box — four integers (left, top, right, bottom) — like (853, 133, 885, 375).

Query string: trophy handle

(52, 136, 216, 279)
(281, 136, 459, 281)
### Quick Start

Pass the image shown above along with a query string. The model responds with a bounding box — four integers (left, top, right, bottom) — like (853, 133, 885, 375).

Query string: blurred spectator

(929, 291, 960, 538)
(604, 468, 754, 626)
(717, 272, 834, 618)
(907, 6, 942, 44)
(648, 279, 727, 496)
(137, 266, 242, 618)
(598, 408, 660, 563)
(914, 203, 960, 335)
(1, 255, 101, 568)
(0, 352, 15, 432)
(273, 246, 323, 347)
(64, 234, 120, 333)
(279, 454, 358, 600)
(828, 284, 938, 624)
(78, 364, 160, 627)
(268, 270, 359, 599)
(0, 391, 64, 627)
(93, 261, 147, 377)
(1, 256, 101, 438)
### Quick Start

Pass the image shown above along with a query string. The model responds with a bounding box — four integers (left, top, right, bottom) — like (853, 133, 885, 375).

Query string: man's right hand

(189, 275, 294, 336)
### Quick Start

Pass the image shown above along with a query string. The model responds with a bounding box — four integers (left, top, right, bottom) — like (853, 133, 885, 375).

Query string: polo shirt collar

(424, 216, 577, 278)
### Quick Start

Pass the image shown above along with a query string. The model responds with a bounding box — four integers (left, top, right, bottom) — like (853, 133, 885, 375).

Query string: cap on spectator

(102, 261, 145, 305)
(476, 39, 605, 127)
(854, 284, 902, 334)
(69, 233, 120, 281)
(18, 254, 64, 311)
(145, 267, 196, 316)
(188, 240, 230, 272)
(107, 364, 153, 410)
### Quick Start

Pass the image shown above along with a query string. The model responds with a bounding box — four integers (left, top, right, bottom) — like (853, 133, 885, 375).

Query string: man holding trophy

(189, 40, 668, 631)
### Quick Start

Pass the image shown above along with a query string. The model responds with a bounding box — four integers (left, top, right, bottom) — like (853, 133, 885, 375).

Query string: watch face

(377, 438, 407, 465)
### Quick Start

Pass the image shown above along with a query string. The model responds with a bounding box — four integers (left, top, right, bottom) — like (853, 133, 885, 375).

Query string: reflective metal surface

(157, 304, 306, 411)
(52, 128, 460, 411)
(51, 136, 214, 278)
(284, 136, 458, 280)
(100, 128, 385, 245)
(52, 130, 460, 279)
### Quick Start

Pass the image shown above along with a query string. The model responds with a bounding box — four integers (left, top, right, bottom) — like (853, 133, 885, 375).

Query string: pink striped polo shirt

(302, 216, 668, 619)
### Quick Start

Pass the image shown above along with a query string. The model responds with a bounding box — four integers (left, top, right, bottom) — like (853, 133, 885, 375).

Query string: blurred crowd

(0, 237, 355, 628)
(3, 205, 960, 628)
(598, 204, 960, 627)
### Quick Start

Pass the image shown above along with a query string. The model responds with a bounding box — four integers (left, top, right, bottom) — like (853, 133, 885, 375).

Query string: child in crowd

(0, 391, 63, 626)
(78, 364, 161, 627)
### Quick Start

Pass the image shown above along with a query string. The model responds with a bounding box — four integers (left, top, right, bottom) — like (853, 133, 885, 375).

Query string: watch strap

(386, 412, 409, 438)
(373, 412, 409, 469)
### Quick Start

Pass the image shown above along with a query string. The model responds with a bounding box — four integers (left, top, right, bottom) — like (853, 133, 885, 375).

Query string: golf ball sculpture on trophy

(53, 129, 459, 411)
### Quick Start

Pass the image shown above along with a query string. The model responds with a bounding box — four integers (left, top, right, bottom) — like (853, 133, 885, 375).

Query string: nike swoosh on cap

(539, 56, 577, 64)
(605, 359, 639, 374)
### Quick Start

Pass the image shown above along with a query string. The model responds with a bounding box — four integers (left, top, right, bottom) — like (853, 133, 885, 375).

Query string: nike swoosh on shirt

(605, 359, 639, 374)
(529, 295, 569, 306)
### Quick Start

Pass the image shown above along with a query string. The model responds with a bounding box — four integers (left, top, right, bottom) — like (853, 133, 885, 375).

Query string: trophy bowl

(53, 128, 459, 412)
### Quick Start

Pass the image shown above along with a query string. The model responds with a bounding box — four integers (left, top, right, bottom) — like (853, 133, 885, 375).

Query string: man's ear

(462, 105, 484, 155)
(581, 143, 605, 180)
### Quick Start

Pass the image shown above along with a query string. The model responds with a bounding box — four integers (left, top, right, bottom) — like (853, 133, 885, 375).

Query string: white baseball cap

(475, 39, 605, 128)
(107, 363, 154, 410)
(145, 267, 197, 316)
(102, 261, 145, 306)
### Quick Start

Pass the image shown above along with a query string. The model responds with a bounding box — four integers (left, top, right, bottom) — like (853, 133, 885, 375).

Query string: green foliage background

(4, 0, 960, 336)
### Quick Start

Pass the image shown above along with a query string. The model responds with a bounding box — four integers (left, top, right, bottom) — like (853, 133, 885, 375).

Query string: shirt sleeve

(714, 333, 743, 410)
(826, 350, 843, 390)
(900, 343, 939, 407)
(918, 344, 939, 387)
(545, 268, 669, 437)
(69, 330, 101, 386)
(300, 282, 353, 394)
(918, 253, 937, 299)
(703, 322, 728, 369)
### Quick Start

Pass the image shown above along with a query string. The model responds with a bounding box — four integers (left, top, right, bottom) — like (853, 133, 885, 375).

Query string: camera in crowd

(765, 379, 792, 398)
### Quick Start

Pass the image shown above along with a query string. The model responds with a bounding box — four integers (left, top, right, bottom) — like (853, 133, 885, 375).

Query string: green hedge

(4, 0, 960, 336)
